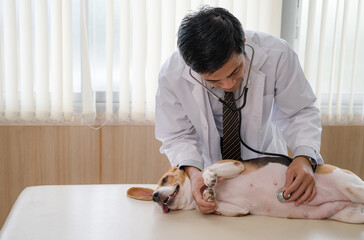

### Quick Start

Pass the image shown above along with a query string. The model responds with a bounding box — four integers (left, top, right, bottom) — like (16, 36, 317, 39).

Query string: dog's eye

(161, 177, 168, 186)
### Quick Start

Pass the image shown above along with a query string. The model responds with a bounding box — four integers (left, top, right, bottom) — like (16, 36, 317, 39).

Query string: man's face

(198, 53, 246, 92)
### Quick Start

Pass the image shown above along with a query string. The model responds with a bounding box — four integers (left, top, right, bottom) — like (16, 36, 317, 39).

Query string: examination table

(0, 185, 363, 240)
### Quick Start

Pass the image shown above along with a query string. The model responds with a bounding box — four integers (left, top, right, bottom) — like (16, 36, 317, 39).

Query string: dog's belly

(214, 163, 351, 219)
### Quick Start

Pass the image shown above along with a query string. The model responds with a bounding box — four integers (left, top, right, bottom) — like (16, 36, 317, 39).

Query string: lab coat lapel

(240, 42, 268, 159)
(240, 68, 265, 159)
(183, 68, 209, 119)
(184, 67, 221, 166)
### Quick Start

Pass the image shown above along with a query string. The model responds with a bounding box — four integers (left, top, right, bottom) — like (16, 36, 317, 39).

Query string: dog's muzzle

(152, 191, 160, 202)
(152, 185, 180, 213)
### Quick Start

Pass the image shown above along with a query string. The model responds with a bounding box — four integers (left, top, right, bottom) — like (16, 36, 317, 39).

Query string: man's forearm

(185, 166, 201, 179)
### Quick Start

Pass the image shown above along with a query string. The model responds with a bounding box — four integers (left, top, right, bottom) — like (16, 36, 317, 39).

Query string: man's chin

(224, 81, 243, 92)
(224, 86, 240, 92)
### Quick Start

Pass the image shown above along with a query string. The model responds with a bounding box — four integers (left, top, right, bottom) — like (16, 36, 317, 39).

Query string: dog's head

(127, 166, 195, 213)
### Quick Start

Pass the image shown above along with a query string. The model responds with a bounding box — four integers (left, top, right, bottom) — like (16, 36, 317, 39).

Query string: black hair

(177, 6, 245, 74)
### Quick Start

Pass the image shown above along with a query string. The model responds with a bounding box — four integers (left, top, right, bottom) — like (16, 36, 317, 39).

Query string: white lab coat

(155, 31, 323, 170)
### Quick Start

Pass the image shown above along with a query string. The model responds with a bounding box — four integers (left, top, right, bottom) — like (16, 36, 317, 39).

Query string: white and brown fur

(127, 157, 364, 223)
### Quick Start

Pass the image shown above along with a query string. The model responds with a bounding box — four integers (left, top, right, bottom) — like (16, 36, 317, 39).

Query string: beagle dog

(127, 157, 364, 223)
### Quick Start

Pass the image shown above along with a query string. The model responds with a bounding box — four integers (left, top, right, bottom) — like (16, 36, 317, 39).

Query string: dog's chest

(214, 163, 287, 206)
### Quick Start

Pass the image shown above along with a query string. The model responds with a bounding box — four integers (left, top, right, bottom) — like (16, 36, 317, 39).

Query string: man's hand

(185, 166, 217, 213)
(282, 156, 316, 206)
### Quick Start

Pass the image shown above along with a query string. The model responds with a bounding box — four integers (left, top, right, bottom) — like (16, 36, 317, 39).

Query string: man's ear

(127, 187, 154, 201)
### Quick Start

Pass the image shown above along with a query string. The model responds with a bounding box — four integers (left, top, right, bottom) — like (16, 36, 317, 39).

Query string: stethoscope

(189, 43, 293, 163)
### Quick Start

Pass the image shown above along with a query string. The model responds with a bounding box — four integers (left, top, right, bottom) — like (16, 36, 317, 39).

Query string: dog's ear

(127, 187, 154, 201)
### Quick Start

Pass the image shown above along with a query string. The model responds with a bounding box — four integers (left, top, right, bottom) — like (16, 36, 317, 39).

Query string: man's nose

(221, 78, 236, 90)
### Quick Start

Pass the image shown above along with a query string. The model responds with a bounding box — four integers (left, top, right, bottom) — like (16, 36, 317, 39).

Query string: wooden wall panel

(101, 125, 170, 184)
(0, 126, 100, 229)
(321, 126, 364, 179)
(1, 125, 364, 229)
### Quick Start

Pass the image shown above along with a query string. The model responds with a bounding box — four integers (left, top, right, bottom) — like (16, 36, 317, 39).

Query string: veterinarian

(155, 6, 323, 214)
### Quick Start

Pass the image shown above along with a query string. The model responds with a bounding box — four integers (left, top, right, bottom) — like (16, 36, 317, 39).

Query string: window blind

(0, 0, 282, 125)
(296, 0, 363, 124)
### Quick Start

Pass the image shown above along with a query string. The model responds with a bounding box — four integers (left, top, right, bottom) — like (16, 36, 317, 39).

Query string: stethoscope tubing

(237, 110, 293, 161)
(188, 43, 293, 162)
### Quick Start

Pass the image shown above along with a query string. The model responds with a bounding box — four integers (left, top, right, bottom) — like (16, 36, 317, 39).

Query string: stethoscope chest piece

(276, 187, 291, 203)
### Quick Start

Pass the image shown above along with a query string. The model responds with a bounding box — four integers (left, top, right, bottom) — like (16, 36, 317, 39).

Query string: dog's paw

(202, 188, 216, 202)
(203, 169, 218, 188)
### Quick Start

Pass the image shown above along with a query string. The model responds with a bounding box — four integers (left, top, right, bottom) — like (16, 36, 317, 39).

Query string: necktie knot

(224, 91, 234, 100)
(224, 92, 236, 110)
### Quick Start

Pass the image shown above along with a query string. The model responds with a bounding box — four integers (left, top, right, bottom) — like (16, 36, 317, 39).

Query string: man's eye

(206, 80, 219, 83)
(232, 68, 241, 76)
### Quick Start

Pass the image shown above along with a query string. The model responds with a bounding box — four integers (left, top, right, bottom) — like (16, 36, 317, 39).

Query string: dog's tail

(127, 187, 154, 201)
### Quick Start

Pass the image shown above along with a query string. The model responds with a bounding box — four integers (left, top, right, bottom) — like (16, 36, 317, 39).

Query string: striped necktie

(222, 91, 242, 160)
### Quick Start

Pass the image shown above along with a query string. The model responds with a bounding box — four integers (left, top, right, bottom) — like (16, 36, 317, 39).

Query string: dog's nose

(152, 191, 159, 202)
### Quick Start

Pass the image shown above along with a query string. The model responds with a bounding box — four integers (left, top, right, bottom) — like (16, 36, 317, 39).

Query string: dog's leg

(203, 161, 244, 188)
(345, 183, 364, 204)
(330, 169, 364, 204)
(202, 161, 244, 202)
(329, 203, 364, 223)
(343, 175, 364, 204)
(215, 201, 250, 217)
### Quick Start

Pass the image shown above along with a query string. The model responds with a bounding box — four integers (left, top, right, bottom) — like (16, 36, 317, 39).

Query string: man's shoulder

(245, 30, 291, 52)
(160, 50, 187, 79)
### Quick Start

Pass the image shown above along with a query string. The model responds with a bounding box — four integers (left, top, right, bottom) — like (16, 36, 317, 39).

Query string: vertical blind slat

(106, 0, 113, 121)
(19, 0, 34, 121)
(259, 0, 282, 37)
(315, 0, 329, 110)
(81, 0, 95, 123)
(348, 0, 362, 121)
(218, 0, 233, 12)
(34, 0, 49, 121)
(50, 0, 63, 121)
(296, 0, 309, 68)
(233, 0, 247, 27)
(303, 0, 317, 87)
(175, 0, 189, 33)
(246, 0, 260, 31)
(190, 0, 204, 10)
(161, 0, 176, 65)
(146, 0, 162, 121)
(119, 0, 130, 121)
(3, 0, 19, 120)
(328, 0, 341, 122)
(131, 0, 146, 121)
(0, 22, 2, 114)
(335, 0, 350, 122)
(62, 0, 73, 122)
(204, 0, 218, 6)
